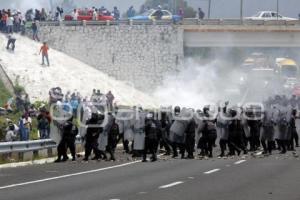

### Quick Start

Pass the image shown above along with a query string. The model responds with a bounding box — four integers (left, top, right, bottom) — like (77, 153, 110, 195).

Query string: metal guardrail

(37, 18, 300, 27)
(0, 137, 82, 154)
(0, 139, 56, 154)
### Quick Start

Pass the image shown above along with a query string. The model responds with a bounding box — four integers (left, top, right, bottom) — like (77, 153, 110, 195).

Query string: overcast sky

(0, 0, 299, 18)
(188, 0, 300, 18)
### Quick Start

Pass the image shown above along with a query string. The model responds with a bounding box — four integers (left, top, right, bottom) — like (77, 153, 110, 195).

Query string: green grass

(0, 78, 12, 141)
(0, 79, 11, 108)
(0, 78, 41, 141)
(0, 79, 19, 140)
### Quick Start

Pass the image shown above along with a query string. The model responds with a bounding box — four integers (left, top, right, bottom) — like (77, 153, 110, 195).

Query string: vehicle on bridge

(246, 11, 297, 21)
(130, 9, 182, 22)
(275, 58, 299, 89)
(64, 9, 114, 21)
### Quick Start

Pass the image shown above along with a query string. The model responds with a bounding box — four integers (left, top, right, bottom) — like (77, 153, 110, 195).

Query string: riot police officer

(184, 117, 196, 159)
(143, 113, 159, 162)
(288, 109, 298, 151)
(83, 112, 103, 161)
(159, 111, 172, 155)
(106, 118, 119, 161)
(227, 109, 247, 156)
(200, 107, 217, 158)
(55, 116, 78, 162)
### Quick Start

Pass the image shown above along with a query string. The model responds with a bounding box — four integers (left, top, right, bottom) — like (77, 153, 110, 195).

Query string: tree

(141, 0, 196, 17)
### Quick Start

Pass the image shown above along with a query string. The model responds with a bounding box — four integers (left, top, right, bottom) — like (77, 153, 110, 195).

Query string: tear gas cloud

(153, 58, 246, 109)
(153, 49, 297, 109)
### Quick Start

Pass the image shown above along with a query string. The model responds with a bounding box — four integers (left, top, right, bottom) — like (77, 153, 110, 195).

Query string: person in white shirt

(5, 121, 19, 141)
(93, 9, 98, 20)
(6, 15, 14, 33)
(72, 9, 78, 20)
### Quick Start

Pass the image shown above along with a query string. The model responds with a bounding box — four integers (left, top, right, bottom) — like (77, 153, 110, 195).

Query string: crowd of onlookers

(0, 5, 206, 33)
(0, 87, 115, 142)
(0, 9, 26, 34)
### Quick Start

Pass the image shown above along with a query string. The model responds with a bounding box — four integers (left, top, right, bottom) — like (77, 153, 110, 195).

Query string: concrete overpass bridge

(181, 19, 300, 47)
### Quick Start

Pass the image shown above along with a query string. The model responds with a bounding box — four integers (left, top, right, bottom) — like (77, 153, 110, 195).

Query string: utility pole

(208, 0, 211, 19)
(276, 0, 279, 20)
(49, 0, 53, 13)
(174, 0, 177, 14)
(240, 0, 244, 21)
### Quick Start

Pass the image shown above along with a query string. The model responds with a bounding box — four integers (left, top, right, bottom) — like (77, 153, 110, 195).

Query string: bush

(14, 76, 25, 96)
(0, 79, 11, 107)
(33, 100, 49, 110)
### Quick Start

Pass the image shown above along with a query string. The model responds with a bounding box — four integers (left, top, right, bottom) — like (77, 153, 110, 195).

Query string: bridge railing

(38, 19, 300, 27)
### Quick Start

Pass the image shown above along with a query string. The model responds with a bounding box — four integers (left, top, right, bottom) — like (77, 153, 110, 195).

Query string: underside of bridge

(184, 28, 300, 47)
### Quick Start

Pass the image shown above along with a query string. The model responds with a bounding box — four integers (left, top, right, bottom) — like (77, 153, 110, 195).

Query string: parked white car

(246, 11, 297, 21)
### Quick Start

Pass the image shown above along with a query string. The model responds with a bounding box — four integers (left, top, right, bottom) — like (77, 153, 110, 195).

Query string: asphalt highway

(0, 150, 299, 200)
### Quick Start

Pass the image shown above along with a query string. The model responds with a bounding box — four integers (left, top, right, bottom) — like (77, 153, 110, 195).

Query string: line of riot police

(51, 98, 299, 163)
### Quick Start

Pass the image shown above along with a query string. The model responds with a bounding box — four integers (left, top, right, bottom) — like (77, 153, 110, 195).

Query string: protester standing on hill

(31, 21, 40, 41)
(198, 8, 205, 19)
(39, 42, 50, 66)
(127, 6, 136, 18)
(6, 13, 13, 33)
(6, 33, 16, 51)
(106, 91, 114, 111)
(153, 5, 163, 20)
(112, 7, 120, 20)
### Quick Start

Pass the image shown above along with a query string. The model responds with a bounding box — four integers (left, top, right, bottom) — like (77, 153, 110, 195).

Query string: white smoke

(152, 56, 282, 109)
(1, 0, 51, 12)
(153, 58, 247, 109)
(154, 48, 300, 110)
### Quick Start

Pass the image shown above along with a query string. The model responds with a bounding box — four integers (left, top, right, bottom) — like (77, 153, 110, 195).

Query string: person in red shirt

(39, 42, 50, 66)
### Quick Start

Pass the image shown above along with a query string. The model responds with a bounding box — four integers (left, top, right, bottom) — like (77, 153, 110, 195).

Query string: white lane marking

(234, 160, 246, 165)
(188, 177, 195, 179)
(138, 192, 147, 194)
(0, 158, 56, 169)
(226, 164, 231, 167)
(0, 161, 141, 190)
(45, 171, 59, 173)
(109, 199, 120, 200)
(204, 169, 220, 174)
(159, 181, 184, 189)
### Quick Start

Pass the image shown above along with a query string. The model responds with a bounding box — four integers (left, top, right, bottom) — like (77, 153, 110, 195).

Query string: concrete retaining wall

(36, 24, 184, 92)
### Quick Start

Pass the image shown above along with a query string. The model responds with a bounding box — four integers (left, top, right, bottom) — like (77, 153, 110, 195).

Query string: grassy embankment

(0, 79, 39, 141)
